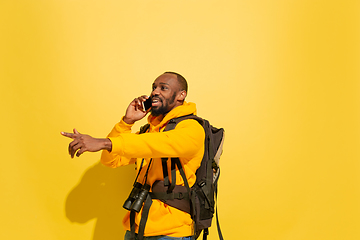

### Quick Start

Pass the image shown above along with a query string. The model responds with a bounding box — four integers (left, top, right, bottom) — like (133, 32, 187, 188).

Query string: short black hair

(164, 71, 188, 93)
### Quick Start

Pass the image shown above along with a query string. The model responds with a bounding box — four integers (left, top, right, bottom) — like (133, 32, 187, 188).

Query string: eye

(161, 86, 168, 90)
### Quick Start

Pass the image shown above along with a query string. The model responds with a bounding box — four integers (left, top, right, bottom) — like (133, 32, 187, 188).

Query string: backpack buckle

(198, 180, 206, 188)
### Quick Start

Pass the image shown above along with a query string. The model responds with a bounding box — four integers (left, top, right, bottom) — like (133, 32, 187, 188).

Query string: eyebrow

(153, 82, 170, 86)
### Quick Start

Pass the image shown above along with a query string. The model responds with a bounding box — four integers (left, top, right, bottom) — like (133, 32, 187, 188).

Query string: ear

(178, 90, 187, 101)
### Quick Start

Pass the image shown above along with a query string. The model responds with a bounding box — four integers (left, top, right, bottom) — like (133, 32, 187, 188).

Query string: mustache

(151, 97, 162, 102)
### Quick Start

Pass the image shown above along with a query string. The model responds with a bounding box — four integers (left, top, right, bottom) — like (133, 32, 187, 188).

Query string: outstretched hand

(61, 129, 112, 158)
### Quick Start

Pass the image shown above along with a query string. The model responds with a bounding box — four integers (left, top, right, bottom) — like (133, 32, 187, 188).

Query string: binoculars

(123, 182, 151, 212)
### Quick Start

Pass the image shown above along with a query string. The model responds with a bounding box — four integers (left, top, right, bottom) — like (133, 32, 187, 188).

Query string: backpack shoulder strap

(164, 114, 204, 132)
(162, 114, 204, 192)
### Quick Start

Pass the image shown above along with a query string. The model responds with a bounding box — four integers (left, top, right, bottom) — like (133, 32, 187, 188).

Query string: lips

(152, 98, 162, 107)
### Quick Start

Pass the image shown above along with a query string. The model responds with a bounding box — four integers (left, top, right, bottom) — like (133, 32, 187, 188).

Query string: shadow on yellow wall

(65, 162, 135, 239)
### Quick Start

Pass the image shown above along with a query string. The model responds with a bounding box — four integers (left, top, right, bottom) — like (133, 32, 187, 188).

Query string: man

(62, 72, 205, 240)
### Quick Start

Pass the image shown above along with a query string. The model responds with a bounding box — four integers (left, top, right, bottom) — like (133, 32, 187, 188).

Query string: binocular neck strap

(134, 158, 145, 185)
(134, 158, 153, 186)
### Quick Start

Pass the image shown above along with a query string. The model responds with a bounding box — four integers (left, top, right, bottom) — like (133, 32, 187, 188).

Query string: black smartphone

(142, 97, 152, 111)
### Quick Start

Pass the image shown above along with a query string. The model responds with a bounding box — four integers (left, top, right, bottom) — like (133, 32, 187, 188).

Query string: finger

(139, 95, 149, 101)
(132, 98, 139, 105)
(132, 98, 139, 111)
(70, 142, 81, 158)
(72, 143, 82, 158)
(76, 147, 86, 157)
(140, 103, 146, 113)
(135, 98, 142, 107)
(61, 132, 75, 138)
(73, 128, 80, 134)
(134, 98, 141, 111)
(68, 140, 79, 155)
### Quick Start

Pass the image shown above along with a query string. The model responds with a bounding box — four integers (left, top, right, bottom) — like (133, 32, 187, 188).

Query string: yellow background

(1, 0, 359, 239)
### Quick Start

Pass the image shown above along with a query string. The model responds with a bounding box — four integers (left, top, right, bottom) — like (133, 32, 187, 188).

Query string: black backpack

(126, 114, 225, 240)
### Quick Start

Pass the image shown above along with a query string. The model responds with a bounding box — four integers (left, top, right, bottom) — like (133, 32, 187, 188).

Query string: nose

(151, 87, 160, 96)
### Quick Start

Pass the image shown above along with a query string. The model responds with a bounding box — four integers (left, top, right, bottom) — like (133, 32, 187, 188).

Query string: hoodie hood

(147, 101, 197, 131)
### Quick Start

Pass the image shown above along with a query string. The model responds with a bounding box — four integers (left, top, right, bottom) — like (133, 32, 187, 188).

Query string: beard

(151, 105, 166, 117)
(151, 92, 176, 117)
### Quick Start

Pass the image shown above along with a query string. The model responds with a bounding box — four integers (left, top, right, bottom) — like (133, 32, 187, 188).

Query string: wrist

(123, 116, 135, 125)
(103, 138, 112, 152)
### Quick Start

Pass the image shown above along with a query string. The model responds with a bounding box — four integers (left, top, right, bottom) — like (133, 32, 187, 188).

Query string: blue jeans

(124, 231, 192, 240)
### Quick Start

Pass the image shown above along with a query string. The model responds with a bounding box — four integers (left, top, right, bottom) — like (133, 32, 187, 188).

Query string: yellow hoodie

(100, 102, 205, 237)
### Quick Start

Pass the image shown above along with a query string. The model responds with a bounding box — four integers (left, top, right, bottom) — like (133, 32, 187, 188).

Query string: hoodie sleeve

(107, 117, 134, 137)
(100, 117, 138, 168)
(101, 119, 205, 167)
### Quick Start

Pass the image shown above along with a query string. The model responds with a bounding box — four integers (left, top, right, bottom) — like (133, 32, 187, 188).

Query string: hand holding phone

(124, 96, 151, 124)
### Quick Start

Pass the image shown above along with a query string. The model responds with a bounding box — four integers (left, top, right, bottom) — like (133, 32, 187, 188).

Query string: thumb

(73, 128, 80, 134)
